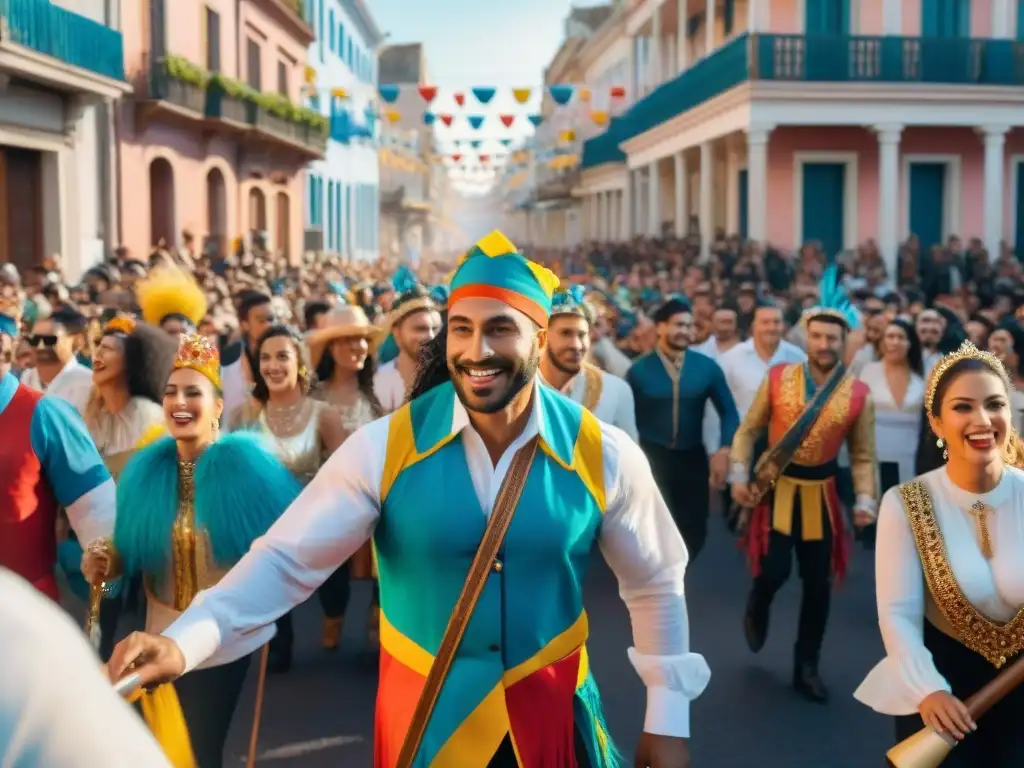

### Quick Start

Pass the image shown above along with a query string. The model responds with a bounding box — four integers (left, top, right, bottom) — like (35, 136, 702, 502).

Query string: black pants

(751, 493, 833, 665)
(642, 442, 710, 561)
(317, 563, 353, 618)
(270, 613, 293, 658)
(860, 461, 900, 550)
(174, 654, 252, 768)
(488, 727, 592, 767)
(894, 622, 1024, 766)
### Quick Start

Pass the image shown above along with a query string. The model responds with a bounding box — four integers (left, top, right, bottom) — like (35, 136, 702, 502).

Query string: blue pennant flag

(378, 85, 400, 103)
(472, 87, 496, 104)
(528, 115, 543, 127)
(549, 85, 574, 105)
(468, 115, 485, 130)
(470, 139, 482, 149)
(423, 112, 436, 125)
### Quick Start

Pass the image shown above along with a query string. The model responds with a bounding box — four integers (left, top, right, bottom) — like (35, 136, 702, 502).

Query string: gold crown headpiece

(925, 340, 1011, 413)
(173, 333, 222, 391)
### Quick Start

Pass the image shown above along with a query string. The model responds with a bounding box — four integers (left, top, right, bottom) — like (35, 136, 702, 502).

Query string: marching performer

(730, 265, 877, 703)
(856, 342, 1024, 764)
(627, 295, 739, 561)
(109, 231, 709, 768)
(539, 285, 638, 441)
(0, 300, 116, 602)
(372, 267, 443, 413)
(102, 333, 300, 767)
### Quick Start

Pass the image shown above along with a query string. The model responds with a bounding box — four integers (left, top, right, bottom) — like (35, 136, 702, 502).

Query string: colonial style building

(581, 0, 1024, 272)
(0, 0, 130, 280)
(118, 0, 325, 263)
(303, 0, 383, 260)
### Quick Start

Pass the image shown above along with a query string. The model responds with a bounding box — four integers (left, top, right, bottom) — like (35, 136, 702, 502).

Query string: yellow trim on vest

(379, 610, 434, 676)
(430, 682, 510, 767)
(380, 404, 459, 502)
(537, 408, 606, 514)
(502, 611, 589, 687)
(772, 475, 826, 541)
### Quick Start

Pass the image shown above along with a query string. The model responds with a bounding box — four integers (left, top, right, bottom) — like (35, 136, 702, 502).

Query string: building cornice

(341, 0, 384, 48)
(576, 7, 626, 74)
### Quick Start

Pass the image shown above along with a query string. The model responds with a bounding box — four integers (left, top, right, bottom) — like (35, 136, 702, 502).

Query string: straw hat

(306, 305, 380, 368)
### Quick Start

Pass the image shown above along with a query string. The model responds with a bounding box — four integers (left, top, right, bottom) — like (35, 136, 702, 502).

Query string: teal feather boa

(114, 433, 301, 577)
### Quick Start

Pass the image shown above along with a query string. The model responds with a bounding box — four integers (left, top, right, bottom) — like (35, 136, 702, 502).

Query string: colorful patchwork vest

(373, 382, 617, 768)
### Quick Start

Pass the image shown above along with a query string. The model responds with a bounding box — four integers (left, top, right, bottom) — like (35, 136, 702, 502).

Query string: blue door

(1015, 163, 1024, 261)
(802, 163, 845, 257)
(805, 0, 850, 34)
(909, 163, 946, 253)
(738, 169, 749, 240)
(921, 0, 970, 37)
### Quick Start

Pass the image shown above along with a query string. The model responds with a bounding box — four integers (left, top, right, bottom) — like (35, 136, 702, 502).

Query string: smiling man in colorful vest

(109, 231, 710, 768)
(0, 303, 116, 601)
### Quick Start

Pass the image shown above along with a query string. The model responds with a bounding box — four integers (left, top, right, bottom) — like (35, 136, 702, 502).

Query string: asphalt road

(173, 517, 892, 767)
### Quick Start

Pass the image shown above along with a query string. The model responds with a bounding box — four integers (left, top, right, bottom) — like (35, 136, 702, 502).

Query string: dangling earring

(937, 437, 947, 462)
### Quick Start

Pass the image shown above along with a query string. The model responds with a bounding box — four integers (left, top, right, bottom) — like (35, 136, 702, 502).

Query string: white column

(747, 0, 759, 32)
(699, 141, 713, 261)
(981, 125, 1009, 254)
(991, 0, 1011, 38)
(674, 151, 687, 237)
(611, 192, 621, 241)
(633, 168, 644, 237)
(882, 0, 902, 33)
(648, 160, 661, 236)
(725, 145, 740, 234)
(621, 181, 632, 239)
(651, 9, 662, 87)
(705, 0, 715, 57)
(875, 124, 902, 278)
(600, 192, 610, 240)
(626, 36, 637, 102)
(677, 0, 688, 72)
(746, 128, 771, 243)
(590, 193, 599, 239)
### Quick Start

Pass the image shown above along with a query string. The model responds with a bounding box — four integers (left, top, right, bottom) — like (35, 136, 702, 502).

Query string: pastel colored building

(118, 0, 324, 263)
(578, 0, 1024, 274)
(0, 0, 130, 281)
(303, 0, 382, 260)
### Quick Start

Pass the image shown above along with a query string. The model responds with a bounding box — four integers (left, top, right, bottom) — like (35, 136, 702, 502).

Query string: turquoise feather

(377, 332, 400, 364)
(114, 433, 301, 578)
(575, 673, 623, 767)
(812, 257, 861, 330)
(392, 264, 419, 294)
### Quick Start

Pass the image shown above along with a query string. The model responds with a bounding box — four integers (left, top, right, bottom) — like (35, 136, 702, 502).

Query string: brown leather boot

(323, 616, 343, 651)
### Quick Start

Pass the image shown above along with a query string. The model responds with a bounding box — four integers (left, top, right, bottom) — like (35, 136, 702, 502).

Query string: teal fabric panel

(909, 162, 946, 252)
(801, 162, 846, 257)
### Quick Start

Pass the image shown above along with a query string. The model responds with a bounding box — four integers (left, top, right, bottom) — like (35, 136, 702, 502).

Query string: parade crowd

(3, 223, 1024, 768)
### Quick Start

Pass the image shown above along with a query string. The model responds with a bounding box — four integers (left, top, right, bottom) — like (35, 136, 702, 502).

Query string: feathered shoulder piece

(114, 434, 301, 577)
(800, 257, 860, 331)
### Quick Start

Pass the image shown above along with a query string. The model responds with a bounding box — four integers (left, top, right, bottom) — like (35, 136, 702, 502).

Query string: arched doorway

(275, 192, 290, 259)
(248, 187, 267, 235)
(205, 168, 227, 259)
(149, 158, 175, 247)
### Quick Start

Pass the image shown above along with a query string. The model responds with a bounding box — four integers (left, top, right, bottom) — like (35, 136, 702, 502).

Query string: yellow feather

(135, 265, 208, 326)
(526, 261, 560, 298)
(474, 230, 517, 258)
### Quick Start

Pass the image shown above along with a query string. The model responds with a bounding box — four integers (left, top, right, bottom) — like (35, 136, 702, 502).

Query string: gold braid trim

(581, 362, 603, 412)
(898, 481, 1024, 668)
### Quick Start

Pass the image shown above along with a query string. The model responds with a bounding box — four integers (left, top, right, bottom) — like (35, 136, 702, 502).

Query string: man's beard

(450, 345, 540, 415)
(810, 351, 840, 375)
(35, 349, 58, 365)
(546, 345, 582, 376)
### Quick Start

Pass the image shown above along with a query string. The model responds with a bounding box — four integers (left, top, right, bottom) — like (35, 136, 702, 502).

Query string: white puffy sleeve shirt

(855, 467, 1024, 714)
(164, 385, 709, 737)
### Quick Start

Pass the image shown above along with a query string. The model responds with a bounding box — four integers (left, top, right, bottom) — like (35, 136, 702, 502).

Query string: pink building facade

(578, 0, 1024, 275)
(117, 0, 323, 262)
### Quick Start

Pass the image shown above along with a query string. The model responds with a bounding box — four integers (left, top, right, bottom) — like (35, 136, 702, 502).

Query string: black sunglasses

(28, 334, 59, 348)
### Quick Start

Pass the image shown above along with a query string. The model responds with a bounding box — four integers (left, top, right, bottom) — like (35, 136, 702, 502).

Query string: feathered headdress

(370, 264, 438, 356)
(174, 333, 222, 391)
(136, 265, 208, 327)
(800, 259, 860, 330)
(550, 284, 595, 324)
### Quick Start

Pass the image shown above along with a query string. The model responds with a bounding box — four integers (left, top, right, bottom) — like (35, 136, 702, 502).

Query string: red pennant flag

(454, 92, 465, 107)
(479, 154, 490, 162)
(499, 114, 515, 127)
(610, 85, 626, 99)
(419, 85, 437, 102)
(439, 114, 453, 126)
(451, 153, 462, 162)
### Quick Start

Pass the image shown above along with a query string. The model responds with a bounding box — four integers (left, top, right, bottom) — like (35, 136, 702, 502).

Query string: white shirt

(164, 383, 710, 737)
(718, 338, 807, 419)
(855, 467, 1024, 715)
(20, 357, 93, 413)
(0, 568, 171, 766)
(858, 362, 924, 485)
(220, 356, 250, 423)
(539, 368, 639, 442)
(372, 360, 408, 414)
(589, 336, 633, 379)
(694, 337, 740, 454)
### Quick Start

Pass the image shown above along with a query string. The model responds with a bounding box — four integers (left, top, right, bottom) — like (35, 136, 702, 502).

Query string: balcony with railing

(0, 0, 129, 97)
(582, 32, 1024, 160)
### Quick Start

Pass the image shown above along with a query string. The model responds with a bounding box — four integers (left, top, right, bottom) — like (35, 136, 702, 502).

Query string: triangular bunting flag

(331, 87, 349, 99)
(454, 92, 465, 107)
(439, 114, 453, 126)
(500, 138, 513, 147)
(385, 109, 401, 123)
(610, 85, 626, 99)
(451, 153, 462, 162)
(470, 139, 482, 149)
(479, 154, 489, 162)
(500, 114, 515, 127)
(577, 87, 591, 103)
(549, 85, 574, 105)
(378, 85, 401, 103)
(423, 113, 436, 125)
(528, 115, 543, 127)
(418, 85, 438, 102)
(591, 110, 609, 126)
(472, 87, 496, 104)
(468, 115, 485, 130)
(512, 87, 531, 104)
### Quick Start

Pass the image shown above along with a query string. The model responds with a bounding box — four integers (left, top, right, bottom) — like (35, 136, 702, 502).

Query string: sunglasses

(27, 334, 59, 348)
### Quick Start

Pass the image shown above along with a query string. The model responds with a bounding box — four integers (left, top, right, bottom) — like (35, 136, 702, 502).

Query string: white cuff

(627, 648, 711, 739)
(645, 687, 691, 737)
(728, 463, 750, 487)
(855, 494, 878, 517)
(161, 603, 223, 674)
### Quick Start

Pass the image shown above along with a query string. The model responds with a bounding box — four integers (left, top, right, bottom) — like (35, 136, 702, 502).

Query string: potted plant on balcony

(153, 55, 209, 113)
(251, 92, 303, 141)
(298, 107, 329, 153)
(205, 73, 257, 125)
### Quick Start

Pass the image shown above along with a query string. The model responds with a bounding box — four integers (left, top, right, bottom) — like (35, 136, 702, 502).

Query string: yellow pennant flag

(578, 87, 591, 103)
(331, 87, 349, 100)
(385, 109, 401, 124)
(559, 129, 576, 143)
(304, 66, 317, 84)
(512, 87, 531, 104)
(591, 110, 609, 126)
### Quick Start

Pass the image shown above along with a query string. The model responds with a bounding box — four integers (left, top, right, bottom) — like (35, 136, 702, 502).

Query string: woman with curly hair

(307, 305, 384, 651)
(227, 325, 345, 672)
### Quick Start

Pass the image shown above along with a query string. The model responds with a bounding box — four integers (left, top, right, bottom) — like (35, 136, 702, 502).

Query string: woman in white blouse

(857, 318, 925, 549)
(855, 341, 1024, 764)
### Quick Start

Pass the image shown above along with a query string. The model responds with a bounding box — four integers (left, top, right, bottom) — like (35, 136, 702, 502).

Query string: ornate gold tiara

(174, 333, 221, 391)
(925, 340, 1012, 413)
